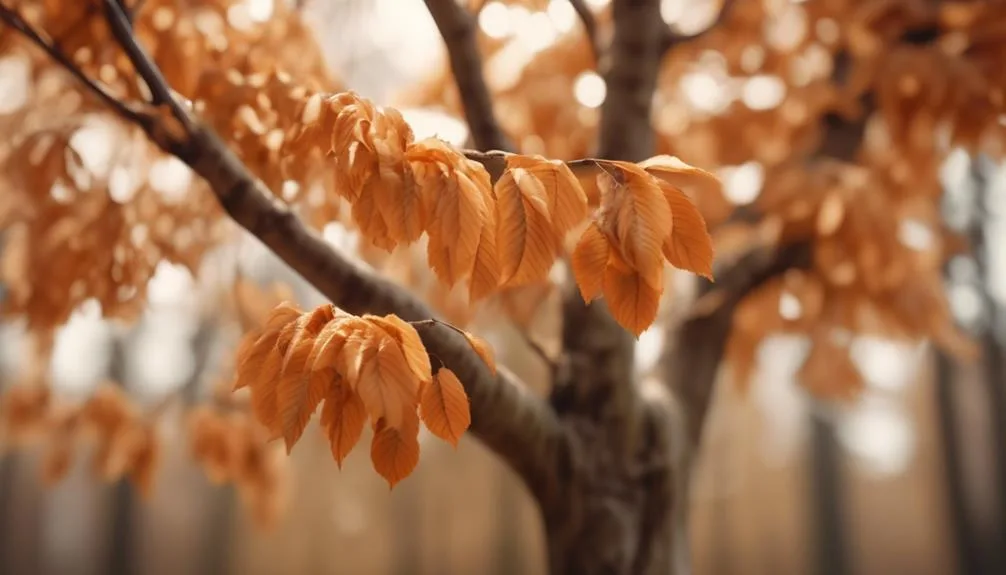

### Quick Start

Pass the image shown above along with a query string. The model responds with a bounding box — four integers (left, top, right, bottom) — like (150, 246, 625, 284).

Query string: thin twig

(660, 0, 735, 52)
(101, 0, 194, 129)
(0, 3, 147, 125)
(569, 0, 602, 65)
(518, 330, 559, 375)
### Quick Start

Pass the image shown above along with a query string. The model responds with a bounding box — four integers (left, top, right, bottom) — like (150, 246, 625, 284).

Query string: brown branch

(102, 0, 192, 128)
(422, 0, 512, 151)
(660, 0, 735, 52)
(569, 0, 602, 65)
(596, 0, 664, 161)
(1, 2, 566, 505)
(662, 241, 811, 447)
(181, 126, 565, 503)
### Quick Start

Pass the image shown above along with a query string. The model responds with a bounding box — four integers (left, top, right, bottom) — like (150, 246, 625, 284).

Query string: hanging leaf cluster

(287, 92, 716, 333)
(232, 302, 494, 486)
(0, 382, 291, 529)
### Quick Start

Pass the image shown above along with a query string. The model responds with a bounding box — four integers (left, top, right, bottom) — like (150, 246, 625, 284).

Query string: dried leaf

(658, 181, 715, 279)
(571, 222, 610, 302)
(496, 167, 559, 286)
(602, 251, 662, 336)
(319, 381, 367, 466)
(462, 331, 497, 375)
(371, 414, 420, 488)
(420, 368, 471, 447)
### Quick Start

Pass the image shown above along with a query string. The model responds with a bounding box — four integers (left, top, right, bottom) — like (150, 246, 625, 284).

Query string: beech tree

(0, 0, 999, 573)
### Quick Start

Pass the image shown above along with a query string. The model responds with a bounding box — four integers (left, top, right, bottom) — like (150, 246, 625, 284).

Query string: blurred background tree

(1, 0, 1005, 574)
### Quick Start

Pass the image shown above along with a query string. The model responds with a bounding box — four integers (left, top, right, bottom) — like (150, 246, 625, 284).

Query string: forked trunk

(542, 289, 704, 575)
(539, 388, 696, 575)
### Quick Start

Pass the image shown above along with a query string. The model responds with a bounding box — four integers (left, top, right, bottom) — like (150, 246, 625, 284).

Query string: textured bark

(539, 1, 676, 572)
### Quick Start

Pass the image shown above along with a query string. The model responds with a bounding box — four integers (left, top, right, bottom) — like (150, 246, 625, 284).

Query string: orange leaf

(420, 147, 490, 287)
(462, 331, 496, 375)
(354, 335, 421, 430)
(420, 368, 471, 447)
(507, 154, 588, 236)
(799, 332, 864, 400)
(129, 427, 160, 499)
(319, 379, 367, 467)
(371, 414, 420, 488)
(638, 155, 723, 203)
(233, 303, 301, 391)
(277, 306, 336, 450)
(602, 251, 662, 336)
(496, 167, 559, 286)
(596, 162, 671, 290)
(365, 314, 433, 384)
(658, 181, 714, 279)
(571, 222, 610, 302)
(469, 184, 502, 301)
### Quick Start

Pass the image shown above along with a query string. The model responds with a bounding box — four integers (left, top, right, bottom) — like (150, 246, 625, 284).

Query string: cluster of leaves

(0, 382, 290, 528)
(726, 161, 973, 396)
(0, 0, 336, 332)
(232, 301, 495, 486)
(406, 0, 1003, 397)
(0, 384, 160, 496)
(287, 90, 716, 333)
(187, 405, 289, 528)
(0, 0, 719, 341)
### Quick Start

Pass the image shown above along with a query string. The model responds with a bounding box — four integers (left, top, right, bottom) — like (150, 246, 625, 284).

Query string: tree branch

(662, 241, 811, 446)
(422, 0, 512, 151)
(101, 0, 193, 128)
(0, 2, 567, 506)
(596, 0, 664, 161)
(569, 0, 601, 65)
(183, 125, 566, 504)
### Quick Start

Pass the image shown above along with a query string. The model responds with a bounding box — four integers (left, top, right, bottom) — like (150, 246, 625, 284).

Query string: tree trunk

(542, 406, 678, 575)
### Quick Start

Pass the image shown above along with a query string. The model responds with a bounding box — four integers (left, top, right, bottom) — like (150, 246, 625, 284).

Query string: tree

(0, 0, 998, 573)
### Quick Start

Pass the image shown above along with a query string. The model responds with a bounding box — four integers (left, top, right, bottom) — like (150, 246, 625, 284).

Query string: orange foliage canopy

(405, 0, 1003, 394)
(0, 0, 718, 493)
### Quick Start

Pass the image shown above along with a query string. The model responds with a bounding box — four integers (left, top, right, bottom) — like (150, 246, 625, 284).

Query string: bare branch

(422, 0, 512, 151)
(660, 0, 735, 52)
(101, 0, 194, 129)
(569, 0, 602, 65)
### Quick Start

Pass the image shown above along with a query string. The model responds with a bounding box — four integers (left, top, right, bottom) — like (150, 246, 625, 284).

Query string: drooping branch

(0, 0, 565, 505)
(422, 0, 512, 151)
